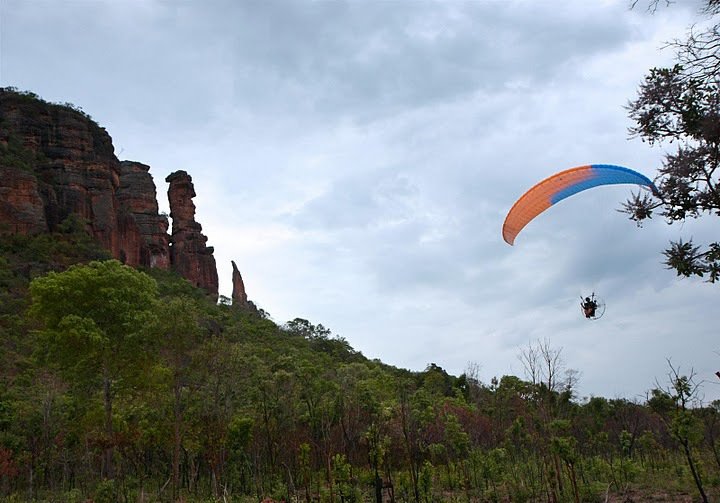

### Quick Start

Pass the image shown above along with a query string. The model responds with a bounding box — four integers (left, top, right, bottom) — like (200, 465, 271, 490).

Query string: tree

(517, 338, 572, 394)
(659, 0, 719, 83)
(29, 260, 159, 480)
(631, 1, 719, 83)
(648, 361, 709, 503)
(156, 296, 202, 500)
(283, 318, 332, 340)
(623, 1, 720, 281)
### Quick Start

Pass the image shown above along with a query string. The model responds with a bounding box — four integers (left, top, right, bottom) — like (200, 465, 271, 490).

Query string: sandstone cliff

(0, 164, 47, 235)
(117, 161, 171, 270)
(0, 89, 120, 249)
(0, 88, 222, 297)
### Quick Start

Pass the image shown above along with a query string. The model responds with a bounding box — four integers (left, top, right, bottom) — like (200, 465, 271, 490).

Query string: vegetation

(0, 229, 719, 502)
(0, 87, 111, 160)
(622, 0, 720, 282)
(0, 136, 47, 174)
(0, 87, 98, 125)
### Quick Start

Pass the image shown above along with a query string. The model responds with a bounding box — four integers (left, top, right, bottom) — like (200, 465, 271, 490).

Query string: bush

(0, 136, 44, 173)
(63, 488, 84, 503)
(93, 479, 116, 503)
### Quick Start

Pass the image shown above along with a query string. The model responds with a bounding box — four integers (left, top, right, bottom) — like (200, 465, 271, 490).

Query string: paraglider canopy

(502, 164, 657, 245)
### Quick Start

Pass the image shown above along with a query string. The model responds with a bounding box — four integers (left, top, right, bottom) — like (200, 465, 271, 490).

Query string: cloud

(218, 1, 639, 122)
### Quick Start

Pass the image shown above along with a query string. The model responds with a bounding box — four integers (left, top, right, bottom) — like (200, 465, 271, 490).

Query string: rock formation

(0, 165, 47, 234)
(0, 89, 121, 254)
(231, 260, 248, 306)
(166, 170, 218, 296)
(0, 89, 221, 298)
(117, 161, 170, 269)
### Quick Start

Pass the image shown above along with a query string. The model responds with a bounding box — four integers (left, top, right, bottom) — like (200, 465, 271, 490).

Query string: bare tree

(518, 339, 568, 393)
(630, 0, 672, 14)
(518, 340, 542, 387)
(462, 361, 484, 403)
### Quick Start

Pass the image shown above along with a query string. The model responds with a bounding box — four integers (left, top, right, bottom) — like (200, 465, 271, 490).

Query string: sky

(1, 0, 718, 403)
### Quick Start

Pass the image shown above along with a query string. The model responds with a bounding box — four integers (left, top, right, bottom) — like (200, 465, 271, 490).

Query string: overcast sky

(2, 0, 718, 403)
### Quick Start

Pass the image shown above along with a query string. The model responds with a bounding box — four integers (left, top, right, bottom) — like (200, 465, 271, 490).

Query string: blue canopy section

(550, 164, 656, 204)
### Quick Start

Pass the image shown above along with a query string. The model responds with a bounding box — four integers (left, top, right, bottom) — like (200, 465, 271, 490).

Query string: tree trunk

(374, 467, 382, 503)
(682, 440, 709, 503)
(566, 462, 580, 503)
(103, 371, 114, 479)
(173, 375, 182, 501)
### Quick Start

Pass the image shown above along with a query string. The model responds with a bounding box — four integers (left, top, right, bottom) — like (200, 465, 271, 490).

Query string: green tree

(192, 336, 248, 498)
(283, 318, 331, 340)
(28, 260, 159, 480)
(648, 363, 708, 503)
(623, 1, 720, 281)
(156, 296, 202, 500)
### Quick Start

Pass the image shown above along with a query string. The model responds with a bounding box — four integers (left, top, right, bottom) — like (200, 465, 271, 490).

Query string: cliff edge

(0, 88, 222, 297)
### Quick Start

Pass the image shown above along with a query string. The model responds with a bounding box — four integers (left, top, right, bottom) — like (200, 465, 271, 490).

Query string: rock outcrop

(0, 89, 121, 254)
(231, 260, 248, 306)
(117, 161, 170, 269)
(0, 165, 47, 234)
(231, 260, 258, 312)
(0, 89, 221, 298)
(166, 170, 218, 296)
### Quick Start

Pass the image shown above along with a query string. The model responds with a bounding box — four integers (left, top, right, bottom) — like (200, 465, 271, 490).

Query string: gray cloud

(221, 1, 637, 121)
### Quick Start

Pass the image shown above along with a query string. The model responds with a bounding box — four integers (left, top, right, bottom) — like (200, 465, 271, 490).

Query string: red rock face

(231, 260, 249, 306)
(1, 90, 121, 253)
(0, 90, 219, 297)
(0, 165, 47, 234)
(117, 161, 170, 269)
(166, 170, 218, 297)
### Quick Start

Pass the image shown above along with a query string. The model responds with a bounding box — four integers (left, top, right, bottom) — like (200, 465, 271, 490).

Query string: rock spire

(231, 260, 248, 307)
(166, 170, 218, 296)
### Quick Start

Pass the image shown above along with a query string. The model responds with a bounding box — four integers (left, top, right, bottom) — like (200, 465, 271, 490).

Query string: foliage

(1, 87, 97, 125)
(0, 232, 719, 501)
(623, 2, 720, 282)
(29, 260, 160, 480)
(0, 135, 48, 173)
